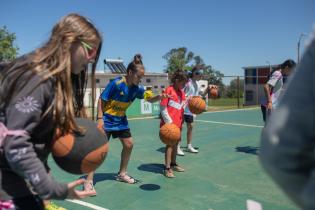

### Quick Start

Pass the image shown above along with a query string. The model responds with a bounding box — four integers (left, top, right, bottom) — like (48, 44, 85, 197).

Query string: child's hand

(161, 93, 172, 99)
(97, 119, 105, 135)
(67, 179, 96, 199)
(160, 89, 172, 99)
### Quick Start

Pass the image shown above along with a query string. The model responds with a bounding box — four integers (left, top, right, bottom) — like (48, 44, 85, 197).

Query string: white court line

(66, 199, 109, 210)
(128, 107, 260, 121)
(129, 116, 156, 121)
(195, 119, 263, 128)
(203, 107, 259, 114)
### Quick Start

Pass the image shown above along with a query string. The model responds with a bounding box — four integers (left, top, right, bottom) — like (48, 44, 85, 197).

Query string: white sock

(188, 144, 192, 149)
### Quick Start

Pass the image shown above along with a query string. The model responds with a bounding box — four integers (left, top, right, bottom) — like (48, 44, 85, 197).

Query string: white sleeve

(160, 105, 173, 124)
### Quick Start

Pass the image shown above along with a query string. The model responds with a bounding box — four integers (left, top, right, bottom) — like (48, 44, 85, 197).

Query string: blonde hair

(0, 13, 102, 135)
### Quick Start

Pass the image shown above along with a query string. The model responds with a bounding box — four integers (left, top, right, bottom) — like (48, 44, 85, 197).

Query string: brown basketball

(209, 87, 218, 99)
(51, 118, 109, 174)
(159, 123, 181, 146)
(188, 96, 206, 114)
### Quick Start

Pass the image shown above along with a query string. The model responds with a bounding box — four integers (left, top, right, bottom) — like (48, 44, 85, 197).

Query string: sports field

(50, 108, 297, 210)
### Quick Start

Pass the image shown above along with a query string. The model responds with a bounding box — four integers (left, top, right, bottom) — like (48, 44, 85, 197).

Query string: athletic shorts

(105, 129, 132, 140)
(184, 114, 194, 123)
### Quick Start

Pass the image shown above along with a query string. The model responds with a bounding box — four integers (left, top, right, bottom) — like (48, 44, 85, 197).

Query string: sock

(188, 144, 193, 149)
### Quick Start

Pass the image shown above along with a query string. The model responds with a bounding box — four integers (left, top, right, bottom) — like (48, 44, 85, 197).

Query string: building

(243, 64, 278, 106)
(84, 59, 169, 117)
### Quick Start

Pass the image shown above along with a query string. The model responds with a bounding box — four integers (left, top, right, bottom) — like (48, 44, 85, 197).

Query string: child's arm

(160, 105, 173, 124)
(3, 78, 68, 200)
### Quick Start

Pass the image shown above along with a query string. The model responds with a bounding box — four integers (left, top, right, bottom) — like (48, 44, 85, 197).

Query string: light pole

(266, 61, 271, 72)
(297, 33, 307, 63)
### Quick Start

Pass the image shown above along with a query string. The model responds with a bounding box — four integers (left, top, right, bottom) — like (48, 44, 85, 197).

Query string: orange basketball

(209, 87, 218, 99)
(52, 118, 109, 174)
(188, 96, 206, 114)
(159, 123, 181, 146)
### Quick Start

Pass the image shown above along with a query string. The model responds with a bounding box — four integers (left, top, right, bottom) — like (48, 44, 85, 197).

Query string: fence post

(237, 76, 240, 108)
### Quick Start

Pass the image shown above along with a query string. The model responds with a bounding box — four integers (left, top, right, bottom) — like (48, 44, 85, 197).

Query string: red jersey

(160, 86, 186, 129)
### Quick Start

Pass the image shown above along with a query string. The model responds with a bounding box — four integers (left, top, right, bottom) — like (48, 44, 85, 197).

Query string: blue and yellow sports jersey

(100, 76, 145, 131)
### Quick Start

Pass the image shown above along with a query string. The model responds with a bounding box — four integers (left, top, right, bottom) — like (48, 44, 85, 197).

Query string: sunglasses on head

(81, 40, 97, 61)
(194, 70, 203, 75)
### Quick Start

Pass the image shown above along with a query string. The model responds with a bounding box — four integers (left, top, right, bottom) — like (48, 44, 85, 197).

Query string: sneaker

(116, 172, 138, 184)
(83, 180, 97, 196)
(163, 167, 175, 178)
(45, 201, 67, 210)
(171, 163, 185, 172)
(177, 146, 185, 156)
(187, 146, 199, 153)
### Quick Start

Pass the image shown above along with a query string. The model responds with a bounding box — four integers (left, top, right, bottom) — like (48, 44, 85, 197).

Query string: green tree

(163, 47, 224, 88)
(0, 26, 19, 62)
(225, 78, 244, 98)
(162, 47, 194, 73)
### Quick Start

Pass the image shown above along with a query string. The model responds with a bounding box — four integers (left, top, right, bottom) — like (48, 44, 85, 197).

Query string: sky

(1, 0, 315, 77)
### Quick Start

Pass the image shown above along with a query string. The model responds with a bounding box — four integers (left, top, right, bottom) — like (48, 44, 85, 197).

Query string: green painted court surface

(50, 108, 297, 210)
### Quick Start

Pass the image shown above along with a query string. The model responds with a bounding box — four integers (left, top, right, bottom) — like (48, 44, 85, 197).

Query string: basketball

(51, 118, 109, 174)
(209, 87, 218, 99)
(159, 123, 181, 146)
(188, 96, 206, 114)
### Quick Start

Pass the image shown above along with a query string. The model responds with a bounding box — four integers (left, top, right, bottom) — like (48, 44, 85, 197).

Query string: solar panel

(104, 59, 127, 74)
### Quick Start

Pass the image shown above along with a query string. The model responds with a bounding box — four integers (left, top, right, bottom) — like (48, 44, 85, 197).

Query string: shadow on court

(137, 163, 164, 174)
(80, 173, 117, 185)
(235, 146, 259, 155)
(139, 183, 161, 191)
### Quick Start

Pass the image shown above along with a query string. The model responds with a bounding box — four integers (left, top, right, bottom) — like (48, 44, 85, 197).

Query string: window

(146, 79, 151, 83)
(245, 69, 257, 84)
(154, 85, 158, 89)
(95, 78, 100, 83)
(160, 85, 165, 89)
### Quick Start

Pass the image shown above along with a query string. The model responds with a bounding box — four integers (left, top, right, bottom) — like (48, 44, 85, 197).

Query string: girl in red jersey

(160, 70, 188, 178)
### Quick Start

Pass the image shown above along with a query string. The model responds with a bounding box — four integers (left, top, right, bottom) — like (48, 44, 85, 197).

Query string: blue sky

(1, 0, 314, 76)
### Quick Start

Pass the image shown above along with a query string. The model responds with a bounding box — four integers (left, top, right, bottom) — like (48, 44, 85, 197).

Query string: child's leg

(171, 142, 185, 172)
(164, 145, 175, 178)
(171, 144, 177, 164)
(116, 137, 137, 184)
(83, 171, 97, 196)
(186, 116, 198, 153)
(186, 122, 193, 145)
(119, 137, 134, 174)
(165, 145, 172, 168)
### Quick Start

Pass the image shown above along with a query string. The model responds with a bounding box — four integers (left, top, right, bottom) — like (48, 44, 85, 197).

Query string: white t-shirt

(267, 70, 284, 108)
(183, 78, 200, 115)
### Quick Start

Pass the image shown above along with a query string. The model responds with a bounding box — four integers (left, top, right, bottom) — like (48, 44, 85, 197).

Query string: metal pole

(237, 76, 240, 108)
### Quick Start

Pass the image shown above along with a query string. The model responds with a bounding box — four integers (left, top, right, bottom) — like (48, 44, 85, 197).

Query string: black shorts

(184, 114, 194, 123)
(106, 129, 132, 140)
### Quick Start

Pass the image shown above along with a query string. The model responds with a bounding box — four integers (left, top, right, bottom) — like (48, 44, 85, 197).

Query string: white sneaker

(177, 146, 185, 156)
(187, 146, 199, 153)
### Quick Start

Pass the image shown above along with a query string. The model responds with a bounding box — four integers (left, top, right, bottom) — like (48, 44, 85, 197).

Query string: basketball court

(49, 108, 297, 210)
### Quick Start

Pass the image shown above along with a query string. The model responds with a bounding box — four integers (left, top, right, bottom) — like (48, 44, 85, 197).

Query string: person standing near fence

(260, 59, 296, 123)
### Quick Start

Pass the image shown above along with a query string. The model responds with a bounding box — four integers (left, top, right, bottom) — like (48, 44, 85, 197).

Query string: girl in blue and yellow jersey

(84, 54, 167, 189)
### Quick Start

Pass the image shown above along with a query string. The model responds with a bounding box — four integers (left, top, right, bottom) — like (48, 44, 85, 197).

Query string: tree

(225, 78, 244, 98)
(162, 47, 194, 73)
(163, 47, 224, 87)
(0, 26, 19, 62)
